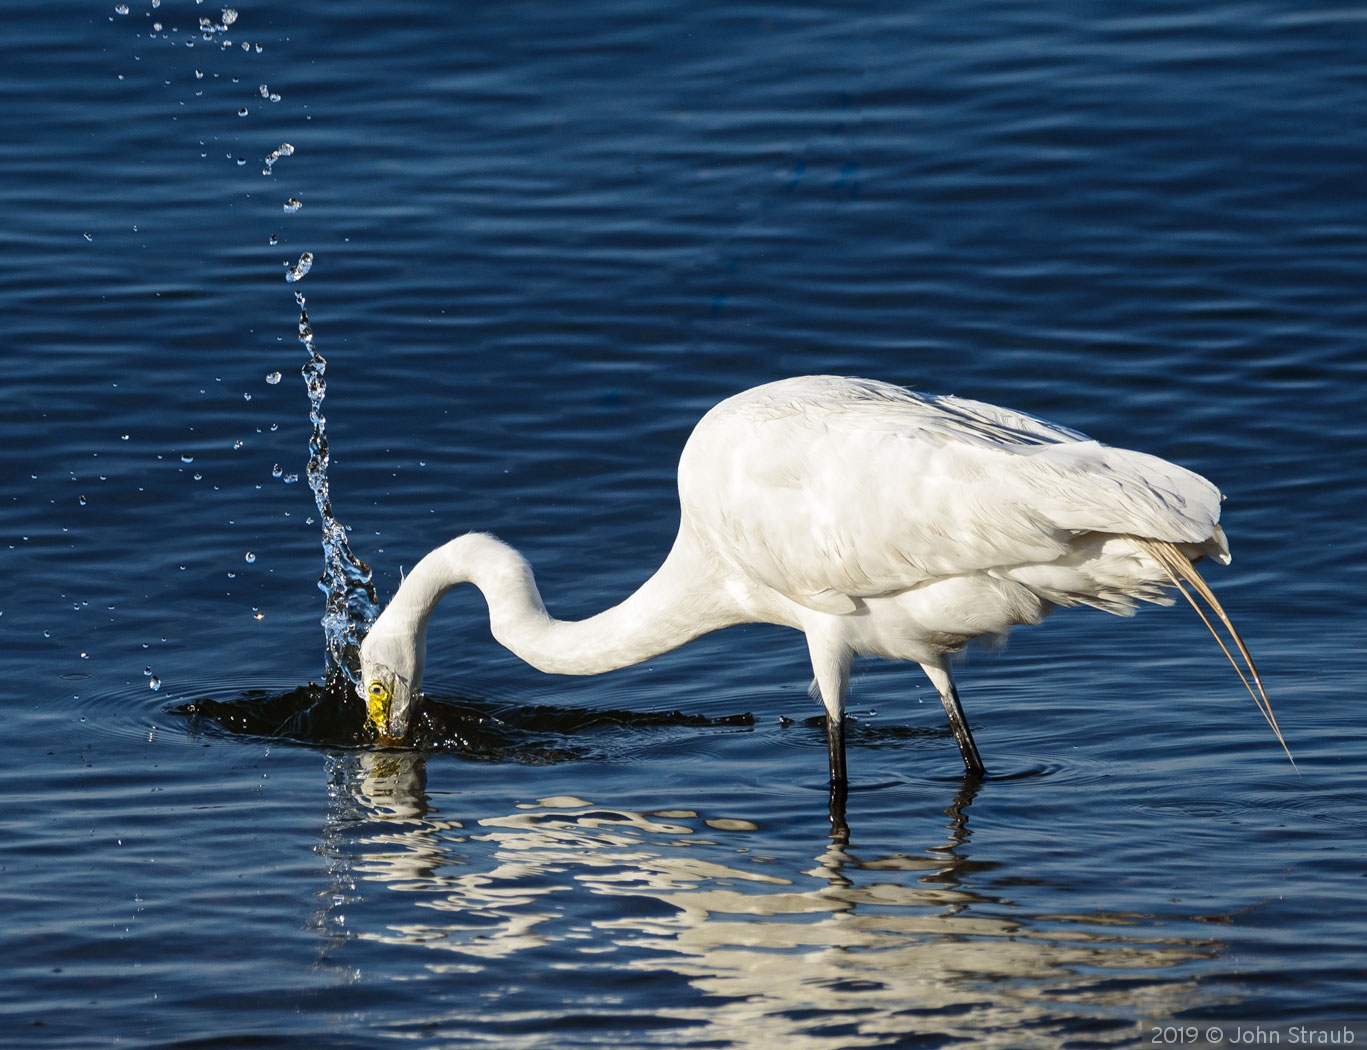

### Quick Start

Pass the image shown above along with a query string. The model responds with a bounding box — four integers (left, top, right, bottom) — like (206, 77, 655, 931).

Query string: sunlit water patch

(310, 777, 1239, 1049)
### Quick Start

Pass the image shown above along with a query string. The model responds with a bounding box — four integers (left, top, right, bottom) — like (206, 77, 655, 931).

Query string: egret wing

(679, 377, 1223, 608)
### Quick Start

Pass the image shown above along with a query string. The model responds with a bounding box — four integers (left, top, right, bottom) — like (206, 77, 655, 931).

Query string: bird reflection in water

(315, 752, 1233, 1047)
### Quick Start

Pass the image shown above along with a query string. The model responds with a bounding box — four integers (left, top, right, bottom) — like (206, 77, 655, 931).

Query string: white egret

(359, 375, 1287, 780)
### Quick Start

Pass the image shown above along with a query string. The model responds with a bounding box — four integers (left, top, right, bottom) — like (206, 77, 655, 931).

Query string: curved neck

(388, 531, 740, 677)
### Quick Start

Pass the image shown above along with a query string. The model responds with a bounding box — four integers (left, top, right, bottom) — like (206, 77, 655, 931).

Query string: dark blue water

(3, 2, 1365, 1046)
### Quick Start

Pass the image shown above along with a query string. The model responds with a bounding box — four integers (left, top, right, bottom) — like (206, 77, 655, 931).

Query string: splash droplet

(244, 551, 256, 563)
(285, 250, 312, 282)
(283, 197, 302, 214)
(266, 371, 281, 385)
(148, 676, 161, 691)
(262, 142, 293, 175)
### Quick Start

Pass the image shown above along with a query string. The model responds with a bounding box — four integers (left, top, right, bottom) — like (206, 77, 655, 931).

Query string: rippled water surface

(3, 2, 1365, 1047)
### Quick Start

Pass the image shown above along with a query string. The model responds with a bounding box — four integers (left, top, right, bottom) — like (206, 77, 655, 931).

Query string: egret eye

(368, 681, 388, 701)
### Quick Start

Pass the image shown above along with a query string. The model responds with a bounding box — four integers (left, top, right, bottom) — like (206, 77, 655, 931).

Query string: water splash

(262, 142, 293, 175)
(294, 284, 378, 695)
(285, 251, 312, 281)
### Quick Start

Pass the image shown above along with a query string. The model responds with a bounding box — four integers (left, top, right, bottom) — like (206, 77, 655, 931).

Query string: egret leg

(827, 774, 850, 845)
(825, 713, 848, 786)
(920, 662, 987, 777)
(940, 681, 986, 778)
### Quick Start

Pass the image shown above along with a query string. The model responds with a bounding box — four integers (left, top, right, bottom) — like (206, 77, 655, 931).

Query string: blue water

(3, 2, 1365, 1046)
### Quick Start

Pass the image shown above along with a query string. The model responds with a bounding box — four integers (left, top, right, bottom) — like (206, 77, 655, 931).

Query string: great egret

(359, 375, 1286, 781)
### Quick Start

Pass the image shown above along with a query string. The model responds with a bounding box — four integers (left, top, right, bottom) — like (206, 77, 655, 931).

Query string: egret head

(357, 618, 424, 744)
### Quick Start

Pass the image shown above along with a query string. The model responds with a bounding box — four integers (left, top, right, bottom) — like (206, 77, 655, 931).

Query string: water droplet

(253, 611, 264, 621)
(271, 463, 283, 478)
(121, 434, 129, 440)
(268, 233, 278, 246)
(262, 142, 294, 175)
(235, 156, 246, 166)
(283, 197, 302, 214)
(285, 250, 312, 281)
(244, 552, 256, 563)
(78, 494, 87, 506)
(180, 454, 194, 464)
(148, 676, 161, 691)
(233, 439, 244, 450)
(114, 3, 129, 14)
(266, 371, 281, 385)
(283, 473, 298, 484)
(238, 107, 249, 117)
(43, 630, 50, 639)
(221, 8, 238, 27)
(195, 69, 204, 79)
(243, 392, 252, 401)
(83, 232, 93, 242)
(144, 667, 152, 676)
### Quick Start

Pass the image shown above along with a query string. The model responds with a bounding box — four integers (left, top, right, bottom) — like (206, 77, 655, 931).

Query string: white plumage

(358, 375, 1284, 779)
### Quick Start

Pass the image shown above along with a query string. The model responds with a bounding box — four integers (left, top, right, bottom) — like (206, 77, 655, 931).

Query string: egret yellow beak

(364, 681, 397, 742)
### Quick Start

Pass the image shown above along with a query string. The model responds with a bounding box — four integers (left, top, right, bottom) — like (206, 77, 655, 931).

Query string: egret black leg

(827, 776, 850, 844)
(939, 682, 986, 777)
(825, 713, 848, 786)
(824, 714, 851, 841)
